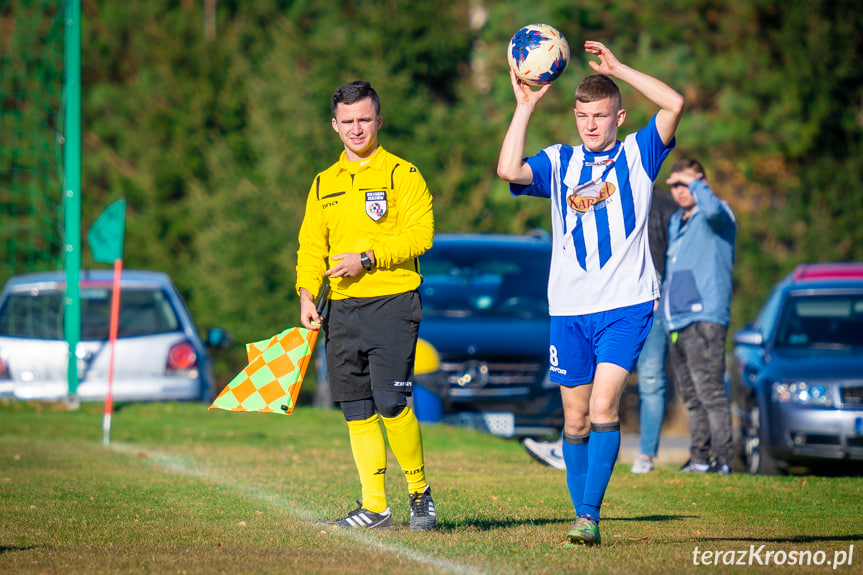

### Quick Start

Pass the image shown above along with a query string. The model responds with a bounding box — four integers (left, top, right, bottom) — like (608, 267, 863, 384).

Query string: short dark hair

(669, 156, 706, 178)
(575, 75, 621, 111)
(331, 81, 381, 117)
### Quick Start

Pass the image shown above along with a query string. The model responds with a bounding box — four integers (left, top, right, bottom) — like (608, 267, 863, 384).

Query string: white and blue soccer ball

(507, 23, 570, 86)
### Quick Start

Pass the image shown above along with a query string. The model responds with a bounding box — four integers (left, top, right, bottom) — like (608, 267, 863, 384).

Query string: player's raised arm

(497, 69, 551, 184)
(584, 41, 685, 145)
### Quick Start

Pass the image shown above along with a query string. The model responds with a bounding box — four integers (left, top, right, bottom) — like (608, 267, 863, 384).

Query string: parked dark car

(416, 232, 560, 438)
(0, 270, 231, 403)
(314, 232, 561, 438)
(315, 232, 563, 437)
(731, 263, 863, 474)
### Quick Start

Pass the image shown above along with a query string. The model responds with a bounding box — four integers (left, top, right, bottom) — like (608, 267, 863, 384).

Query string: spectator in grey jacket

(662, 157, 736, 474)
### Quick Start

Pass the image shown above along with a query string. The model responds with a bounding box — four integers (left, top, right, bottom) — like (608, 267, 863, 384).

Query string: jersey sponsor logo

(393, 380, 412, 388)
(365, 190, 387, 221)
(566, 181, 616, 212)
(585, 159, 614, 167)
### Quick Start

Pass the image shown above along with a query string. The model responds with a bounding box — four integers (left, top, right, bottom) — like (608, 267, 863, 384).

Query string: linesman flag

(209, 284, 329, 415)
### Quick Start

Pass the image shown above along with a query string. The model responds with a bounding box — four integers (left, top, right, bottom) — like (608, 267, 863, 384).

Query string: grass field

(1, 400, 861, 574)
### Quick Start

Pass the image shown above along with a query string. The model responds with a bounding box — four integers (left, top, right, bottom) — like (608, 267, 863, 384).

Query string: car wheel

(744, 404, 782, 475)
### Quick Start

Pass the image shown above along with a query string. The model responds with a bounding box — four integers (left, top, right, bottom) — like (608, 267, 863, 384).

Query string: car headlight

(772, 381, 832, 407)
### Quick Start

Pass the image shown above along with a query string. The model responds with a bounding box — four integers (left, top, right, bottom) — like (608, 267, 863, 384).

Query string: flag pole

(102, 258, 123, 445)
(87, 198, 127, 445)
(63, 0, 82, 406)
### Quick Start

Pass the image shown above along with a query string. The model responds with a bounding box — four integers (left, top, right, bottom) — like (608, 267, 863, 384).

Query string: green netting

(0, 0, 65, 287)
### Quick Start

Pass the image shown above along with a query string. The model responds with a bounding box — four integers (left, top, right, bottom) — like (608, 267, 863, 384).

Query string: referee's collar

(338, 145, 386, 175)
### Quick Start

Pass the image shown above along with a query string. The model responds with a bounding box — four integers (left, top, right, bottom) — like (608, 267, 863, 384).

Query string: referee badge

(365, 190, 387, 221)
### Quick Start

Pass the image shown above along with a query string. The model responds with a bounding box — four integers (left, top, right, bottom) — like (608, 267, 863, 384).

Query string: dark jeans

(668, 322, 733, 465)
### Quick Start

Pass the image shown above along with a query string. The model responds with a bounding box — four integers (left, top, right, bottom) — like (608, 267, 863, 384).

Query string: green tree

(3, 0, 862, 384)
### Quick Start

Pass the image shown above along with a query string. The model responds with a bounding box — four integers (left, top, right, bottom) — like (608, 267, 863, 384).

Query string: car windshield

(0, 286, 182, 340)
(419, 245, 549, 316)
(774, 293, 863, 348)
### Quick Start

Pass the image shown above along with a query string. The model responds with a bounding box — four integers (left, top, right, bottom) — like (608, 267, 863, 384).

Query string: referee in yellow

(296, 81, 436, 531)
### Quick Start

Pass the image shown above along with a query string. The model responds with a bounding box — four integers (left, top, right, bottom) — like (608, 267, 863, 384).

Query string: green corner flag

(88, 199, 126, 264)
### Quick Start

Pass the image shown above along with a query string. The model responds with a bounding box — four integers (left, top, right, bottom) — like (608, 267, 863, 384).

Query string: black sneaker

(709, 461, 732, 475)
(409, 486, 436, 531)
(328, 502, 393, 529)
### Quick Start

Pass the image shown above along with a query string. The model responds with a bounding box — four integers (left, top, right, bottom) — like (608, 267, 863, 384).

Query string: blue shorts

(549, 301, 654, 387)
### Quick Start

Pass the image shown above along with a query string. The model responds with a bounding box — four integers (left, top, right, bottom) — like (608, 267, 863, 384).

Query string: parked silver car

(0, 270, 231, 402)
(732, 263, 863, 474)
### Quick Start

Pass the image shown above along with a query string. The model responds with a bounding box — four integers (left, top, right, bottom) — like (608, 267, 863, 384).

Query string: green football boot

(566, 515, 601, 546)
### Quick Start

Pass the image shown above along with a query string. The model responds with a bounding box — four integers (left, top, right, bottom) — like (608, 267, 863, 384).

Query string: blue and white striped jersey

(511, 115, 674, 316)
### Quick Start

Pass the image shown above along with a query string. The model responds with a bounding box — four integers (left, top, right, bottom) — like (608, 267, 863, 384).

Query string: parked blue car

(413, 232, 560, 438)
(313, 232, 561, 438)
(732, 263, 863, 474)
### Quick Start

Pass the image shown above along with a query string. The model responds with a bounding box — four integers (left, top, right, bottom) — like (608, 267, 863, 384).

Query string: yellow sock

(346, 414, 388, 513)
(381, 406, 428, 494)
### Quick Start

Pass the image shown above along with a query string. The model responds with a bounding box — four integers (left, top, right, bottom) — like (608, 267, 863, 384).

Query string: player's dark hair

(669, 156, 707, 178)
(331, 81, 381, 117)
(575, 74, 622, 111)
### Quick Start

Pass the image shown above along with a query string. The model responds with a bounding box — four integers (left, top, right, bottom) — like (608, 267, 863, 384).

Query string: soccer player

(497, 41, 685, 545)
(296, 81, 436, 531)
(523, 184, 678, 476)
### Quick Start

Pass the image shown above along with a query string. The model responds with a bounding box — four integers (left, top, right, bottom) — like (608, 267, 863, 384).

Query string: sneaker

(679, 459, 711, 473)
(523, 438, 566, 471)
(409, 486, 436, 531)
(328, 502, 393, 529)
(567, 515, 601, 546)
(710, 461, 732, 475)
(631, 454, 654, 474)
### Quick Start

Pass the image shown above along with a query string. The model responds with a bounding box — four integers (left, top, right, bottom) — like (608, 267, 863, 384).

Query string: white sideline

(109, 443, 483, 575)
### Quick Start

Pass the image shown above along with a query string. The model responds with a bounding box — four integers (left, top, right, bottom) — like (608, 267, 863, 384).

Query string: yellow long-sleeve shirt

(296, 146, 434, 300)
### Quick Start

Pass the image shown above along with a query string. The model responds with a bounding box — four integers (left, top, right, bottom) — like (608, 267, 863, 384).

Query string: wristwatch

(360, 252, 373, 272)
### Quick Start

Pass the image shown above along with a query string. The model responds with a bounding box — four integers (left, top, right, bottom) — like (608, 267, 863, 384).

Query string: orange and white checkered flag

(208, 327, 318, 415)
(209, 284, 329, 415)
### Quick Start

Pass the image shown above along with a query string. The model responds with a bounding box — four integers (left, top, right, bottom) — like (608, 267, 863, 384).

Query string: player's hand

(509, 68, 551, 107)
(325, 252, 363, 279)
(584, 41, 620, 76)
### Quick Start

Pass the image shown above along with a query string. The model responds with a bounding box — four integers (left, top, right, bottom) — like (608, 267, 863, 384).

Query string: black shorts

(324, 290, 422, 402)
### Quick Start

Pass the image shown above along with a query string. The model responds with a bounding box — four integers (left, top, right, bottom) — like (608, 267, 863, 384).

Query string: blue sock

(562, 431, 590, 513)
(581, 422, 621, 522)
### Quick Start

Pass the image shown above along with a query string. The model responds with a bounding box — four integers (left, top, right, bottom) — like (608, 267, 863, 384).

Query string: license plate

(483, 412, 515, 438)
(440, 411, 516, 437)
